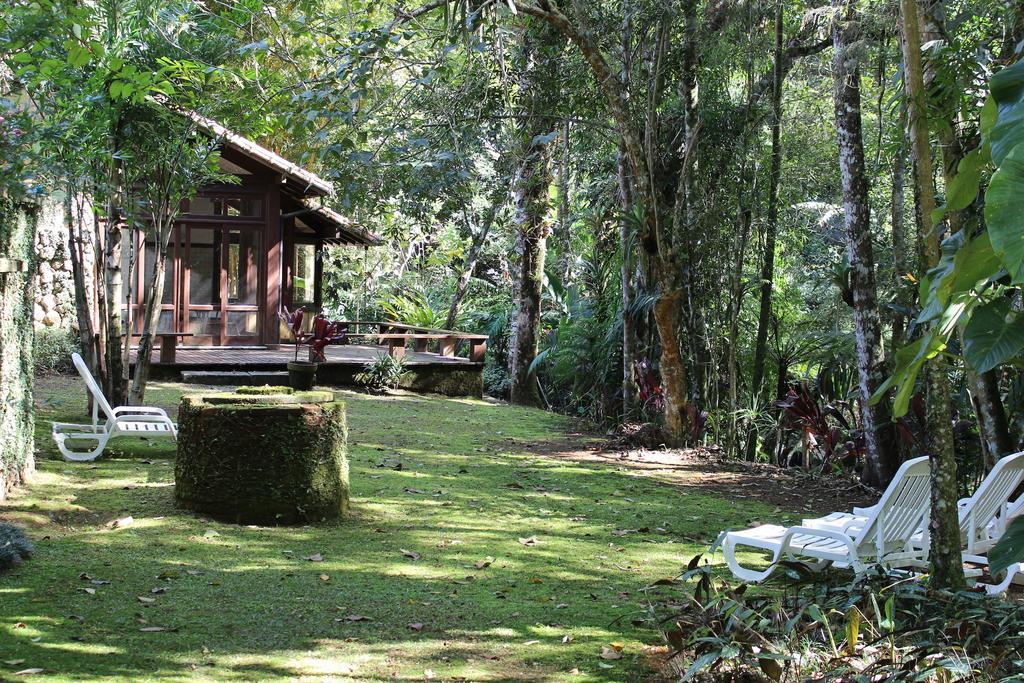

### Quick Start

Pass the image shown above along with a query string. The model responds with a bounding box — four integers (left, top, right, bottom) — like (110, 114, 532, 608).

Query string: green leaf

(990, 60, 1024, 166)
(989, 516, 1024, 578)
(962, 298, 1024, 374)
(943, 144, 991, 216)
(11, 52, 33, 64)
(872, 332, 946, 417)
(986, 143, 1024, 283)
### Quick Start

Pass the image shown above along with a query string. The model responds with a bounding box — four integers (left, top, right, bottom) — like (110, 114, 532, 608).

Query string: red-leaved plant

(278, 308, 348, 362)
(279, 307, 306, 362)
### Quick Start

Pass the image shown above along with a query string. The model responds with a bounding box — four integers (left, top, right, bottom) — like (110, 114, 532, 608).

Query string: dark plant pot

(287, 361, 318, 390)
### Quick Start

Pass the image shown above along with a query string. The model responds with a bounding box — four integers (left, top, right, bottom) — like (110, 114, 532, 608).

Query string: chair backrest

(72, 352, 116, 424)
(960, 451, 1024, 550)
(853, 456, 932, 555)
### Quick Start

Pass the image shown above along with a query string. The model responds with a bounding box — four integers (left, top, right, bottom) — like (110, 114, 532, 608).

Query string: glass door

(182, 225, 263, 345)
(184, 225, 222, 344)
(223, 228, 261, 343)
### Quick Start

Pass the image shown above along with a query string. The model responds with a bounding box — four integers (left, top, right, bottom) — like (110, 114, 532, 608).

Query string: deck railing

(336, 320, 488, 363)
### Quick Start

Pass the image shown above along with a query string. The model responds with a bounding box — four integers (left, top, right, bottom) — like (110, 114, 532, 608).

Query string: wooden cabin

(122, 116, 378, 347)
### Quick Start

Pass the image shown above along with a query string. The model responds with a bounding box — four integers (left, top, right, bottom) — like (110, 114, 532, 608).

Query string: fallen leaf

(400, 549, 421, 561)
(139, 626, 177, 632)
(518, 536, 539, 546)
(4, 659, 25, 666)
(78, 573, 92, 581)
(529, 577, 543, 584)
(137, 596, 156, 604)
(337, 615, 371, 622)
(523, 639, 540, 645)
(562, 634, 574, 643)
(13, 669, 45, 676)
(319, 574, 330, 582)
(201, 529, 219, 538)
(556, 603, 569, 609)
(408, 622, 424, 631)
(150, 587, 167, 594)
(474, 557, 494, 570)
(303, 553, 324, 562)
(107, 516, 134, 529)
(77, 587, 96, 595)
(90, 579, 110, 586)
(600, 646, 623, 660)
(403, 487, 425, 494)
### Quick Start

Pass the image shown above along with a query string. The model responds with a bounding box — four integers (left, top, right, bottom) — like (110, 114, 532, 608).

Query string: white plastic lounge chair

(807, 451, 1024, 594)
(51, 353, 177, 462)
(714, 456, 931, 583)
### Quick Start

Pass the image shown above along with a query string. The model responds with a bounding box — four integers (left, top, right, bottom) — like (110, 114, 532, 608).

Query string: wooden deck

(132, 343, 478, 369)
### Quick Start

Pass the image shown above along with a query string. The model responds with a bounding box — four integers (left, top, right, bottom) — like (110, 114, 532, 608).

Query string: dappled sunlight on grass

(0, 378, 782, 681)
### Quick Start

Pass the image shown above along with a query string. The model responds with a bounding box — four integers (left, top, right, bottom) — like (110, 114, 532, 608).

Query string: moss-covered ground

(1, 377, 780, 682)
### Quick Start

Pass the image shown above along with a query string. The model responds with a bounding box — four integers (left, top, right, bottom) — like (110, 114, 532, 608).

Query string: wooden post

(440, 336, 456, 357)
(413, 337, 429, 353)
(469, 339, 487, 363)
(387, 337, 406, 358)
(158, 334, 177, 364)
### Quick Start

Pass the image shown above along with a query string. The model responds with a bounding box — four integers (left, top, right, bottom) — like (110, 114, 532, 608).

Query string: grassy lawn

(1, 378, 778, 682)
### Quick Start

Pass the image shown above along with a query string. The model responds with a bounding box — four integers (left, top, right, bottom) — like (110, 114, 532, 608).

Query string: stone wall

(31, 199, 78, 330)
(0, 195, 38, 500)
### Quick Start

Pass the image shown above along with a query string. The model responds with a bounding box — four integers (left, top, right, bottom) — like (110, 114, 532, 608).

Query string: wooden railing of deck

(336, 320, 488, 363)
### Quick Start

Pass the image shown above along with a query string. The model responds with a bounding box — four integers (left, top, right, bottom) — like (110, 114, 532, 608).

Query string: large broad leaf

(989, 59, 1024, 166)
(989, 516, 1024, 578)
(986, 143, 1024, 283)
(871, 332, 946, 417)
(962, 297, 1024, 374)
(933, 144, 991, 226)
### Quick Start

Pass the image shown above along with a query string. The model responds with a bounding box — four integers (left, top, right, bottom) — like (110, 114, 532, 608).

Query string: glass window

(144, 237, 175, 305)
(188, 196, 262, 217)
(189, 228, 219, 306)
(293, 243, 316, 304)
(227, 229, 260, 305)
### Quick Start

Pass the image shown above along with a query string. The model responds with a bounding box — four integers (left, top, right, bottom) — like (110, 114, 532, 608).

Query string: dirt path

(519, 435, 879, 518)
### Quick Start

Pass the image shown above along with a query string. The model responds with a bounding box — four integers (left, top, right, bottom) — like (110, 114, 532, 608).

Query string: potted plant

(280, 307, 314, 390)
(279, 308, 346, 390)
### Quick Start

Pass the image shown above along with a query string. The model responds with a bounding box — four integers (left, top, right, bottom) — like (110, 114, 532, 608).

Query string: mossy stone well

(174, 389, 349, 525)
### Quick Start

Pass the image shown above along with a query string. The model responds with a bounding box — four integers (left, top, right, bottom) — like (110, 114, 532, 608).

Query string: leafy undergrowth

(651, 558, 1024, 682)
(1, 377, 782, 682)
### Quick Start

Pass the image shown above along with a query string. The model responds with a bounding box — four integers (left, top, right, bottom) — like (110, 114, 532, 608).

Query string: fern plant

(355, 355, 410, 393)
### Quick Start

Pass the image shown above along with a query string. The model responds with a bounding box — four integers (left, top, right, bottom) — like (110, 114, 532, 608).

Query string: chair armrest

(113, 406, 170, 417)
(852, 504, 878, 516)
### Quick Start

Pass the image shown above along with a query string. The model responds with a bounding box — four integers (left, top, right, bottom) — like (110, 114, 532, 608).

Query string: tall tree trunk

(130, 224, 168, 405)
(508, 25, 560, 407)
(833, 0, 898, 487)
(618, 1, 637, 419)
(900, 0, 963, 590)
(516, 0, 692, 442)
(890, 136, 912, 349)
(746, 0, 784, 460)
(102, 125, 127, 405)
(618, 141, 637, 418)
(67, 188, 98, 370)
(920, 4, 1015, 470)
(446, 199, 502, 330)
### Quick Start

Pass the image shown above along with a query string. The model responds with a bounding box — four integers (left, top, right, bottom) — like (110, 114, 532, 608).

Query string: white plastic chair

(714, 457, 932, 583)
(51, 353, 177, 461)
(807, 451, 1024, 594)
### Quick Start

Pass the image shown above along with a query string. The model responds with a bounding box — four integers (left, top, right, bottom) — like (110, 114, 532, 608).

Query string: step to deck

(180, 370, 290, 386)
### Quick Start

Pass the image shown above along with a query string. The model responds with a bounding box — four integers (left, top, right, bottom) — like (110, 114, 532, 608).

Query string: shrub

(355, 355, 409, 393)
(651, 556, 1024, 682)
(33, 327, 79, 375)
(483, 359, 510, 398)
(0, 523, 33, 572)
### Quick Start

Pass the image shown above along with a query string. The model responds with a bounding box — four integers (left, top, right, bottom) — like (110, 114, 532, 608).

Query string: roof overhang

(186, 111, 334, 198)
